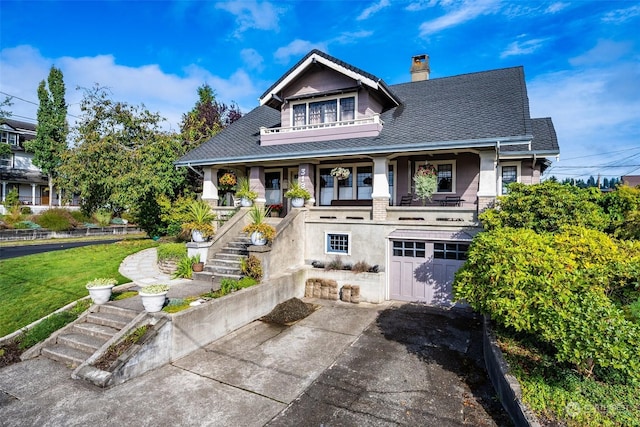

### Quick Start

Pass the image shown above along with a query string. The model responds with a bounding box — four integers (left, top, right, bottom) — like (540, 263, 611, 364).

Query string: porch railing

(306, 205, 478, 225)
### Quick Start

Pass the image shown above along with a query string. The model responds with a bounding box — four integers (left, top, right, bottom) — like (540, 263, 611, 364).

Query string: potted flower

(181, 199, 216, 242)
(86, 277, 117, 305)
(413, 163, 438, 205)
(284, 180, 311, 208)
(330, 167, 350, 181)
(242, 204, 276, 245)
(267, 203, 283, 217)
(218, 172, 237, 191)
(138, 284, 170, 312)
(235, 177, 258, 207)
(191, 254, 204, 272)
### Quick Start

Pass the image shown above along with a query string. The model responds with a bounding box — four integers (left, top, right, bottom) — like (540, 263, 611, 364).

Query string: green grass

(0, 239, 158, 337)
(17, 299, 91, 349)
(496, 325, 640, 426)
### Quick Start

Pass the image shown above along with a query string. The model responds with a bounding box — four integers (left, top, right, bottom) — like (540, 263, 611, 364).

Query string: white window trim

(316, 162, 374, 203)
(325, 231, 351, 255)
(498, 161, 520, 195)
(414, 160, 457, 194)
(290, 92, 358, 127)
(0, 153, 13, 168)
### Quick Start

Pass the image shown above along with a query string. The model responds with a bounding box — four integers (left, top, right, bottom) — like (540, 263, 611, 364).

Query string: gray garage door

(389, 240, 468, 305)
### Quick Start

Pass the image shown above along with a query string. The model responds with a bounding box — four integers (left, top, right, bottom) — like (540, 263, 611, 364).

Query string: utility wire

(0, 91, 81, 119)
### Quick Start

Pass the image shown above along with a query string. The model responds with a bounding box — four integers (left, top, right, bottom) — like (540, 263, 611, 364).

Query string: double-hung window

(1, 131, 18, 146)
(501, 165, 518, 194)
(292, 95, 356, 127)
(0, 154, 12, 167)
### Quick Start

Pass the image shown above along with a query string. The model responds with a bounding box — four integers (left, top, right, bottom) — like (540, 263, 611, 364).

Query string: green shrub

(14, 221, 40, 229)
(454, 227, 640, 382)
(20, 206, 32, 215)
(240, 255, 263, 281)
(70, 210, 91, 223)
(94, 209, 112, 227)
(157, 243, 187, 262)
(172, 255, 194, 279)
(35, 208, 77, 231)
(479, 181, 610, 233)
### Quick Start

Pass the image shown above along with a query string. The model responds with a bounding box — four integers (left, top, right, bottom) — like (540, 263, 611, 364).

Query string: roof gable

(259, 49, 400, 110)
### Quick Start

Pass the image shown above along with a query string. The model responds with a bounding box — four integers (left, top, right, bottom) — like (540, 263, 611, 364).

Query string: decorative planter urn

(240, 198, 253, 207)
(139, 288, 169, 313)
(250, 231, 267, 246)
(86, 284, 115, 305)
(191, 230, 206, 242)
(291, 197, 305, 208)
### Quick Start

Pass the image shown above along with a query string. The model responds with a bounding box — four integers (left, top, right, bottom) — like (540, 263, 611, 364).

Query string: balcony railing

(260, 114, 382, 135)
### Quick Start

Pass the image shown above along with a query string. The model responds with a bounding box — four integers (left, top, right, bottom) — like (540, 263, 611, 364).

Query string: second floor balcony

(260, 115, 383, 146)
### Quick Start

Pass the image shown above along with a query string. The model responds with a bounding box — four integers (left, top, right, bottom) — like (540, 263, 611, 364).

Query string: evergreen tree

(25, 66, 68, 206)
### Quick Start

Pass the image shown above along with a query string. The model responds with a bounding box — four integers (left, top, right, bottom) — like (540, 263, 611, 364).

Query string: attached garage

(388, 230, 475, 305)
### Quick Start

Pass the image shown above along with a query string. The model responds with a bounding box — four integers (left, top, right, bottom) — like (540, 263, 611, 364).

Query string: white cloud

(0, 45, 260, 132)
(273, 39, 328, 64)
(357, 0, 390, 21)
(602, 4, 640, 23)
(500, 37, 548, 58)
(405, 1, 439, 12)
(419, 0, 499, 36)
(215, 0, 285, 35)
(240, 48, 264, 71)
(545, 2, 568, 14)
(333, 30, 374, 45)
(569, 39, 632, 66)
(528, 61, 640, 179)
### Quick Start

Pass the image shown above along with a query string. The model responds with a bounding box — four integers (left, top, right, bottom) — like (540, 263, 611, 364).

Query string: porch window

(356, 166, 372, 199)
(437, 164, 453, 192)
(501, 165, 518, 194)
(319, 168, 334, 206)
(337, 168, 353, 200)
(326, 232, 350, 255)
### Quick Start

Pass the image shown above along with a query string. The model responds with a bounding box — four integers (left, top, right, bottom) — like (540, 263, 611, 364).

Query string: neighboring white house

(0, 118, 77, 214)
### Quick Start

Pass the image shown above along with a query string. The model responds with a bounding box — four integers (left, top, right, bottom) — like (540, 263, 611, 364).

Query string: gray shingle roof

(177, 64, 558, 166)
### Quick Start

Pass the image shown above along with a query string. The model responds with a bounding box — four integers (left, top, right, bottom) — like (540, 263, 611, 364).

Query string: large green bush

(601, 184, 640, 239)
(480, 181, 610, 233)
(454, 227, 640, 381)
(34, 208, 78, 231)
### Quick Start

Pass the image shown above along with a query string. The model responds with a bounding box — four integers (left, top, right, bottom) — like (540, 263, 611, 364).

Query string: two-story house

(176, 50, 559, 305)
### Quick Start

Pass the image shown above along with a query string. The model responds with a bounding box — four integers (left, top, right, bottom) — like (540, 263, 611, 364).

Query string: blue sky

(1, 0, 639, 180)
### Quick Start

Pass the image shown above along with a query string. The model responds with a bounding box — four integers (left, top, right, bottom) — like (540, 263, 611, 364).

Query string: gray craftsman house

(176, 50, 559, 305)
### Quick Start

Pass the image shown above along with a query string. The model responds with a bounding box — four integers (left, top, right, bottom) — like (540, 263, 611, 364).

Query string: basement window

(326, 232, 350, 255)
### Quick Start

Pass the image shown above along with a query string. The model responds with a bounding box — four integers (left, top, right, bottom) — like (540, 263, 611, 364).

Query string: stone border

(483, 316, 541, 427)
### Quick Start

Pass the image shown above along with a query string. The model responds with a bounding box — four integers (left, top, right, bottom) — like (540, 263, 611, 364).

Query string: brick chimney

(410, 54, 430, 81)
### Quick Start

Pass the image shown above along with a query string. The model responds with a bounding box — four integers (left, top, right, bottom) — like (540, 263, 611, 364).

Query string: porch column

(31, 183, 37, 206)
(477, 151, 497, 211)
(1, 181, 6, 202)
(249, 166, 266, 207)
(298, 163, 315, 206)
(371, 157, 390, 221)
(202, 166, 219, 207)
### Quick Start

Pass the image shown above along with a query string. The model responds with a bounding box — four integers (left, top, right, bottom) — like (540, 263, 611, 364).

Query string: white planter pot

(139, 291, 168, 313)
(191, 230, 205, 242)
(240, 198, 253, 207)
(291, 197, 305, 208)
(86, 285, 115, 305)
(250, 231, 267, 246)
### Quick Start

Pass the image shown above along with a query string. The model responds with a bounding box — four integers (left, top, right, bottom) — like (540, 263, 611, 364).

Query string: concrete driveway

(0, 300, 509, 426)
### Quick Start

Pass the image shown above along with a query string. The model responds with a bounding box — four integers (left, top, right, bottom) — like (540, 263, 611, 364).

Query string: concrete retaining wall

(303, 268, 385, 303)
(483, 316, 541, 427)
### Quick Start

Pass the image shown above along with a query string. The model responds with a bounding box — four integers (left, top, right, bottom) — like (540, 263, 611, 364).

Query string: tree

(180, 84, 242, 192)
(0, 96, 13, 157)
(25, 66, 68, 207)
(58, 85, 187, 232)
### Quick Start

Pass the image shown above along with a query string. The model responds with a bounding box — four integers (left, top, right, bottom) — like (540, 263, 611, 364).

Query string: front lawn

(0, 238, 158, 337)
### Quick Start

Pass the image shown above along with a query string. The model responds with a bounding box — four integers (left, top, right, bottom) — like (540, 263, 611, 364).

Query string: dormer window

(292, 95, 356, 127)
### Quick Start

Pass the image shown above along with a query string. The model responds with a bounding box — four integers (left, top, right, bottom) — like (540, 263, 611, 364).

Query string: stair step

(228, 241, 249, 248)
(215, 253, 247, 261)
(74, 322, 120, 340)
(97, 305, 139, 320)
(86, 312, 133, 330)
(211, 258, 242, 266)
(42, 344, 92, 368)
(58, 332, 106, 353)
(221, 248, 248, 255)
(192, 271, 215, 282)
(214, 272, 243, 281)
(213, 266, 242, 275)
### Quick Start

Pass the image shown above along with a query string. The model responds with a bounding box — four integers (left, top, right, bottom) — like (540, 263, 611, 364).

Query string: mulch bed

(260, 298, 318, 326)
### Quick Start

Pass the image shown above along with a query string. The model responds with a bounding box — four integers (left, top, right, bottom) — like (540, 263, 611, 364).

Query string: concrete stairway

(41, 305, 139, 368)
(193, 234, 250, 282)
